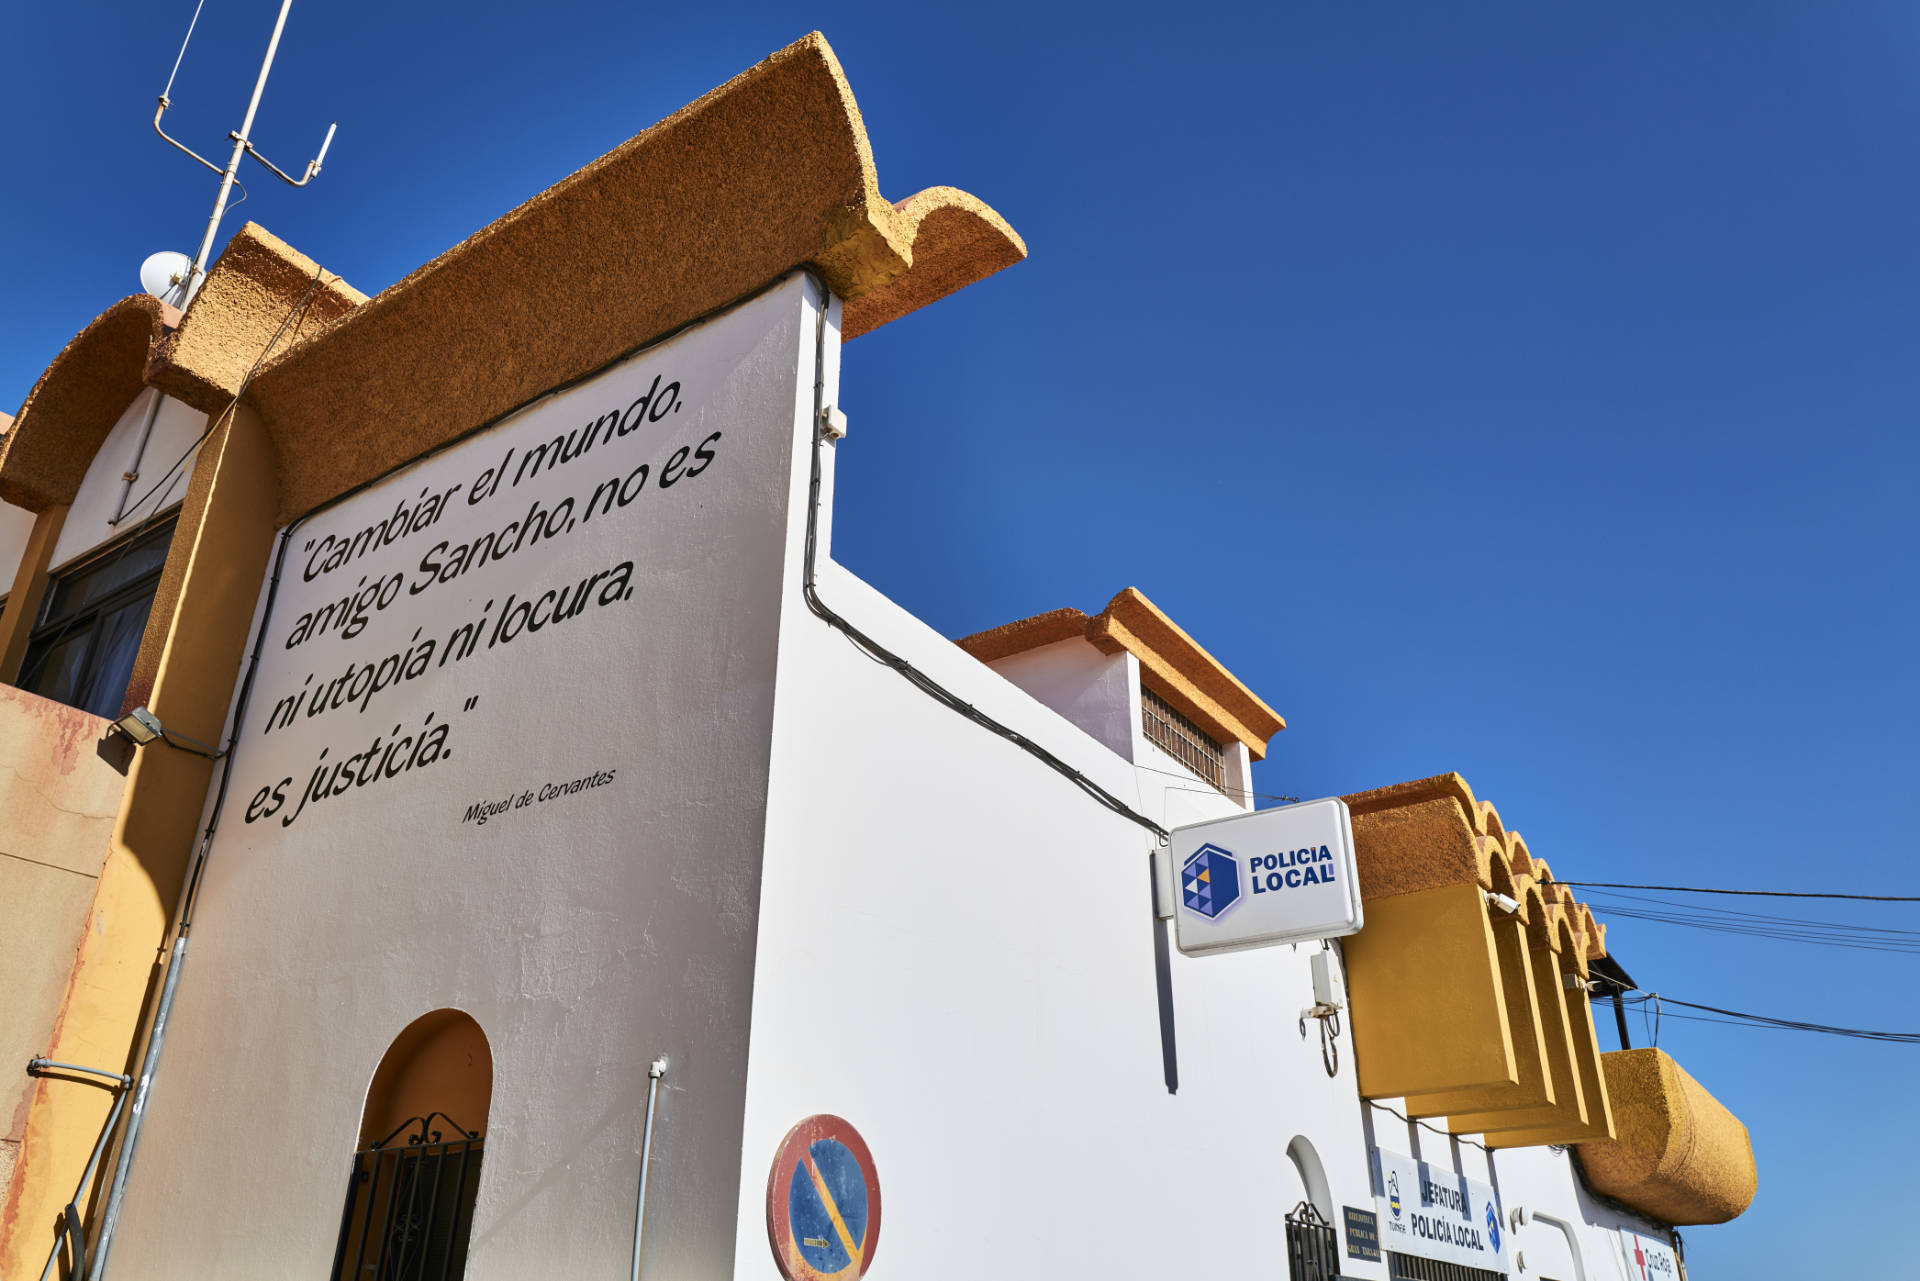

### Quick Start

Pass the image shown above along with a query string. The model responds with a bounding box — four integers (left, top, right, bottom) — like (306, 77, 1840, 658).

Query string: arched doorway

(1283, 1137, 1339, 1281)
(1286, 1135, 1333, 1221)
(330, 1010, 492, 1280)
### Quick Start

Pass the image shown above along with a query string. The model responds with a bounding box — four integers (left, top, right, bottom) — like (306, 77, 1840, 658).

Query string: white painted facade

(107, 276, 1687, 1281)
(48, 389, 207, 571)
(0, 389, 207, 603)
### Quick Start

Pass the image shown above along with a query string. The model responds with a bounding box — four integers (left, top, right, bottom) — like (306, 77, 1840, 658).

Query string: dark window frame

(17, 516, 177, 718)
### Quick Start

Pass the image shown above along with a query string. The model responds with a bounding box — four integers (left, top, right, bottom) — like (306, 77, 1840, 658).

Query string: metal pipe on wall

(109, 392, 165, 526)
(83, 517, 304, 1278)
(38, 1083, 130, 1281)
(630, 1056, 669, 1281)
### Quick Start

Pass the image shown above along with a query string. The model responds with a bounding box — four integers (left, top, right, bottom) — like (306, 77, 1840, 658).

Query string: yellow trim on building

(1576, 1048, 1757, 1225)
(1339, 772, 1619, 1145)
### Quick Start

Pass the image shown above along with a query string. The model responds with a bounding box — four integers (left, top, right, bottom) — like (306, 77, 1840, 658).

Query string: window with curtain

(17, 518, 176, 720)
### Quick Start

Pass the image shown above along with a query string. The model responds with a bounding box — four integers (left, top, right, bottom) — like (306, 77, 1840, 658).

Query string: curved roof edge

(149, 222, 366, 418)
(1340, 771, 1613, 959)
(244, 31, 1028, 524)
(0, 296, 171, 511)
(1578, 1048, 1757, 1225)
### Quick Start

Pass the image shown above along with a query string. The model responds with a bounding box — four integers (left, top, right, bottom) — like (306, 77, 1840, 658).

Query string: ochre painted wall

(0, 404, 281, 1280)
(0, 506, 67, 683)
(0, 690, 128, 1218)
(1577, 1048, 1757, 1224)
(1406, 909, 1552, 1118)
(1446, 936, 1589, 1135)
(1343, 882, 1518, 1099)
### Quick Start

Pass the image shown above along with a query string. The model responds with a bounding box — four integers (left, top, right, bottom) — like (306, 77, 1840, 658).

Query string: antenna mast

(152, 0, 337, 304)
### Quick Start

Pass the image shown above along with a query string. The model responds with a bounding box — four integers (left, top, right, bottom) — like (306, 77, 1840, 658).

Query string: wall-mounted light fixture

(109, 705, 222, 760)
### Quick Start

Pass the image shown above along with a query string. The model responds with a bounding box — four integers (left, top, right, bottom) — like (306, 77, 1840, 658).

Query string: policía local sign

(1372, 1147, 1508, 1274)
(766, 1116, 882, 1281)
(1169, 798, 1363, 957)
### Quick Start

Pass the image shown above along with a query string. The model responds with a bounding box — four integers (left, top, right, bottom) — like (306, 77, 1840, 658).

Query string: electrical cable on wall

(796, 274, 1170, 843)
(1548, 878, 1920, 902)
(1368, 1100, 1490, 1155)
(1319, 1008, 1341, 1077)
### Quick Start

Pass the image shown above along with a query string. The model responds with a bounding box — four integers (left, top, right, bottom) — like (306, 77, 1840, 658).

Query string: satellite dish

(140, 251, 194, 307)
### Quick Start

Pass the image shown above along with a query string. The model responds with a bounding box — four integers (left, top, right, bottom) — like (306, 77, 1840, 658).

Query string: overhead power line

(1575, 887, 1920, 956)
(1549, 879, 1920, 902)
(1616, 991, 1920, 1045)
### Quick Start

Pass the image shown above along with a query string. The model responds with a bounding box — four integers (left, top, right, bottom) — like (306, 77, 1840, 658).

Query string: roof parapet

(1577, 1048, 1758, 1224)
(957, 588, 1286, 759)
(148, 222, 365, 417)
(1339, 772, 1620, 1146)
(0, 297, 173, 511)
(237, 31, 1026, 524)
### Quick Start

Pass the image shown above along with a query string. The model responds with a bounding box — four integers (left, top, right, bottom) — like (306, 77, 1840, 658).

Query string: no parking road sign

(766, 1115, 882, 1281)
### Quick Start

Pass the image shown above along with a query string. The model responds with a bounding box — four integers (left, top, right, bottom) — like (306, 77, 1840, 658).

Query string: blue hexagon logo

(1180, 843, 1241, 918)
(1486, 1202, 1501, 1253)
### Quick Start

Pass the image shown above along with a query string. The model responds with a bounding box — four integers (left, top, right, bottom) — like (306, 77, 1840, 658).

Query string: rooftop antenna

(152, 0, 337, 305)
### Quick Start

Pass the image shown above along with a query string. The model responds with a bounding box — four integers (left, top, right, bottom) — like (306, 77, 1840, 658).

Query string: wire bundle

(1576, 887, 1920, 957)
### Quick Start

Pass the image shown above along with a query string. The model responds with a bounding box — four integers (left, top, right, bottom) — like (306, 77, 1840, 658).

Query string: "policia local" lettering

(1248, 845, 1339, 895)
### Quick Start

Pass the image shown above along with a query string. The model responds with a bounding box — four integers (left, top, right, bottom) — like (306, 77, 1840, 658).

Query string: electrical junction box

(1311, 949, 1345, 1008)
(1167, 797, 1364, 958)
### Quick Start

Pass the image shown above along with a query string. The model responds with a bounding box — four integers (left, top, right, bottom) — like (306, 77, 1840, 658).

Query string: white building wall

(985, 636, 1135, 760)
(1378, 1099, 1683, 1281)
(735, 289, 1681, 1281)
(110, 277, 823, 1281)
(48, 389, 208, 569)
(737, 298, 1374, 1280)
(97, 275, 1686, 1281)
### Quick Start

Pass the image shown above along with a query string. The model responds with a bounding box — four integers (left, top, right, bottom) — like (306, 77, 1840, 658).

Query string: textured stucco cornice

(0, 297, 170, 511)
(148, 222, 365, 418)
(240, 31, 1027, 525)
(1577, 1048, 1758, 1224)
(1341, 771, 1610, 960)
(956, 588, 1286, 760)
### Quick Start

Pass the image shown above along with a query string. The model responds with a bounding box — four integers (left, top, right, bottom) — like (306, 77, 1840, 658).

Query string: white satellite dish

(140, 251, 195, 307)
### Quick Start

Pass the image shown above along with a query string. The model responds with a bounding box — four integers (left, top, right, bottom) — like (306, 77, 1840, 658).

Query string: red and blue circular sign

(765, 1115, 881, 1281)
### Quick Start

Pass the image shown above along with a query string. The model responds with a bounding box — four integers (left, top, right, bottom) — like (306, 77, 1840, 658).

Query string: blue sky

(7, 3, 1917, 1273)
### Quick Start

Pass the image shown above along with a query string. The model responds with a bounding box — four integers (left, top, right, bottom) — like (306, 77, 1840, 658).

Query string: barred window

(1387, 1251, 1507, 1281)
(1140, 685, 1227, 793)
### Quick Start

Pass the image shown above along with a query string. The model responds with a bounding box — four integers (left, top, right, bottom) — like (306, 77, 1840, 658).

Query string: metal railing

(1141, 685, 1228, 793)
(1286, 1202, 1341, 1281)
(329, 1113, 483, 1281)
(1387, 1249, 1508, 1281)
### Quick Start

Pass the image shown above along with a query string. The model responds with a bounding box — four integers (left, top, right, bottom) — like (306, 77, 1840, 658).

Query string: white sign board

(1617, 1228, 1680, 1281)
(1371, 1147, 1508, 1274)
(1169, 798, 1362, 957)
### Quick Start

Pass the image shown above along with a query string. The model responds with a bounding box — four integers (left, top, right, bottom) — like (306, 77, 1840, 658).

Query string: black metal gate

(1286, 1201, 1340, 1281)
(330, 1113, 483, 1281)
